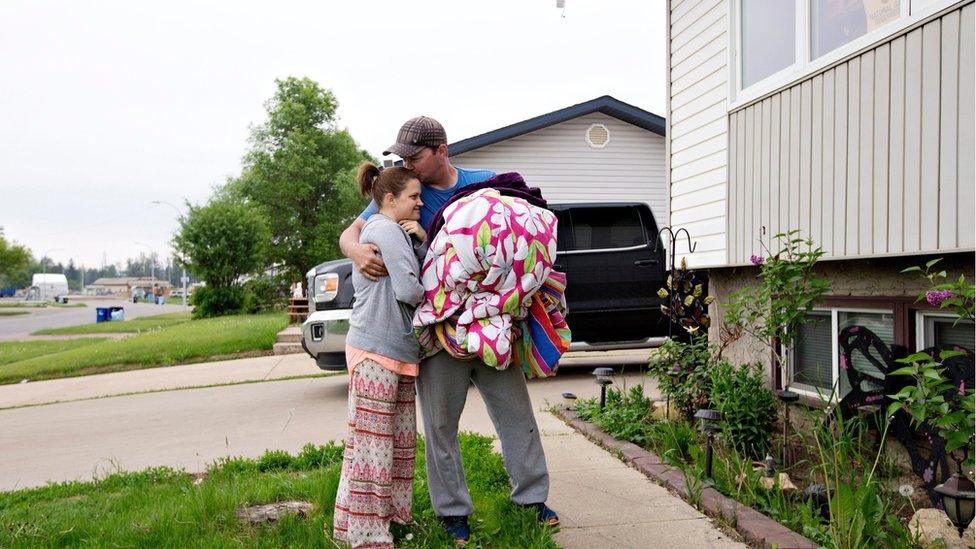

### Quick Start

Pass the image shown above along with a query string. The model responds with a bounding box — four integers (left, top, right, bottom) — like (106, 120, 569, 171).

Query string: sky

(0, 0, 666, 269)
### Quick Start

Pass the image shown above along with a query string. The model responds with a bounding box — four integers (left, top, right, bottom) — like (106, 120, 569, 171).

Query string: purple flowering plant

(724, 230, 830, 384)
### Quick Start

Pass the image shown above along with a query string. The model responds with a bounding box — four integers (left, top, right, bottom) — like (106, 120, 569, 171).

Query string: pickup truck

(301, 202, 675, 370)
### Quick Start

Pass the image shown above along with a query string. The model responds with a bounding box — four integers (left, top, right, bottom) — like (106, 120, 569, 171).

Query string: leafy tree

(229, 76, 369, 288)
(0, 228, 33, 288)
(173, 199, 270, 317)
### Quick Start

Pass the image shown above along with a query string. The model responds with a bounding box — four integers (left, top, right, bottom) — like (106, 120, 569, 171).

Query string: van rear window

(567, 206, 646, 251)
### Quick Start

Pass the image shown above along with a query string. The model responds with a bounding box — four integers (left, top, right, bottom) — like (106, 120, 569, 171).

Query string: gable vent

(585, 123, 610, 148)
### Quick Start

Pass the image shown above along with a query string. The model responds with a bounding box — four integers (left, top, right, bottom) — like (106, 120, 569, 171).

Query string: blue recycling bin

(96, 307, 110, 323)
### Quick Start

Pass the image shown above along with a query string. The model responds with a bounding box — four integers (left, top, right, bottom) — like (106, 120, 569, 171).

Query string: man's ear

(435, 143, 449, 157)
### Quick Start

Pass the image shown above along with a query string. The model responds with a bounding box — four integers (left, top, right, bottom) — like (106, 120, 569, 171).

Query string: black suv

(302, 202, 673, 370)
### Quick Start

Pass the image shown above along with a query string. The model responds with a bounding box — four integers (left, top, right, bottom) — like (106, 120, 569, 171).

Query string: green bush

(647, 336, 712, 418)
(242, 276, 289, 314)
(190, 285, 245, 318)
(708, 361, 776, 458)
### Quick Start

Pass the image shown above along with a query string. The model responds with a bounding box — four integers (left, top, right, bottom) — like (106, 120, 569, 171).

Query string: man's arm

(340, 217, 388, 281)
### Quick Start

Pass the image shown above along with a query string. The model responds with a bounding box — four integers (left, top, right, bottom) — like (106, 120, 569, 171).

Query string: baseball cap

(383, 116, 447, 157)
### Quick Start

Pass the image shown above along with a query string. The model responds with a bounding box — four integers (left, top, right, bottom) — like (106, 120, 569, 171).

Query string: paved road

(0, 297, 190, 341)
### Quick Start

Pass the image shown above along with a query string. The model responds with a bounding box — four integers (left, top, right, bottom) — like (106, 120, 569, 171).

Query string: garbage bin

(96, 307, 110, 323)
(109, 307, 125, 321)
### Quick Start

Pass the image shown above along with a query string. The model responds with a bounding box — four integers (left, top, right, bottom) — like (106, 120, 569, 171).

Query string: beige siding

(450, 113, 668, 228)
(668, 0, 729, 268)
(726, 5, 975, 264)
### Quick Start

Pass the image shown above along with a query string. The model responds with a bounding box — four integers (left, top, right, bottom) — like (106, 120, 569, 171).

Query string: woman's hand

(399, 220, 427, 243)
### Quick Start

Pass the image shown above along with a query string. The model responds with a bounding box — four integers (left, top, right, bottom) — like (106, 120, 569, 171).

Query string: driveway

(0, 297, 190, 341)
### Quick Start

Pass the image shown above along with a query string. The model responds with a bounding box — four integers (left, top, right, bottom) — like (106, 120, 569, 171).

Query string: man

(339, 116, 559, 545)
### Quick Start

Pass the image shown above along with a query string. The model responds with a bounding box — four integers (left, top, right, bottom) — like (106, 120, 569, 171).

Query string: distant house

(87, 277, 172, 297)
(666, 0, 974, 396)
(448, 95, 668, 228)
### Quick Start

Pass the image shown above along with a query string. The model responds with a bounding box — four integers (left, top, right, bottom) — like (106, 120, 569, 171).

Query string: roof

(448, 95, 666, 156)
(90, 277, 136, 286)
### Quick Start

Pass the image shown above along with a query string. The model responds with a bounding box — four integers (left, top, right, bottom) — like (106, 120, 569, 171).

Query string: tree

(229, 77, 369, 288)
(0, 228, 32, 288)
(173, 199, 270, 317)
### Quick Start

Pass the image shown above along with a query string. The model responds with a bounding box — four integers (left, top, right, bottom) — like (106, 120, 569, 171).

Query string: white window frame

(788, 306, 894, 401)
(915, 311, 976, 350)
(729, 0, 962, 109)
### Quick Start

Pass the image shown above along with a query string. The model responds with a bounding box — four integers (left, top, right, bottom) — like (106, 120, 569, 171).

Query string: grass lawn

(0, 310, 29, 316)
(0, 434, 557, 548)
(33, 312, 193, 335)
(0, 339, 108, 366)
(0, 313, 288, 384)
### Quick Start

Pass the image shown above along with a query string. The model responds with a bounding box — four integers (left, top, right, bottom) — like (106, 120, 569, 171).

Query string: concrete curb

(554, 408, 817, 549)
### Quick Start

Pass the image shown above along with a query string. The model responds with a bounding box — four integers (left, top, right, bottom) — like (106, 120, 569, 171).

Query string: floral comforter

(412, 188, 569, 377)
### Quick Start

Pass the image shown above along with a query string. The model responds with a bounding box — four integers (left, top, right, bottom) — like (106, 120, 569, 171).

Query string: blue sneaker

(439, 515, 470, 545)
(520, 502, 560, 527)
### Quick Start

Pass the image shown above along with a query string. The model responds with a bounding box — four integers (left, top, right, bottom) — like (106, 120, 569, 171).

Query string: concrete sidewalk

(0, 351, 742, 548)
(0, 353, 325, 409)
(0, 348, 652, 409)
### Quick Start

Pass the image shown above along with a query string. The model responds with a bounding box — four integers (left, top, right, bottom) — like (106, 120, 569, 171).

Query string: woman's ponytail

(356, 162, 381, 198)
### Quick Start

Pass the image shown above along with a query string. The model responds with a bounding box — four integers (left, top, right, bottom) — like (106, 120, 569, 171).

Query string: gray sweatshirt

(346, 214, 426, 363)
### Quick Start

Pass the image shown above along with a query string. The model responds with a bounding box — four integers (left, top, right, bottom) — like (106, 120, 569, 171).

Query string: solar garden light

(666, 364, 682, 420)
(935, 473, 976, 537)
(561, 392, 578, 411)
(592, 368, 615, 409)
(694, 409, 722, 480)
(776, 389, 799, 468)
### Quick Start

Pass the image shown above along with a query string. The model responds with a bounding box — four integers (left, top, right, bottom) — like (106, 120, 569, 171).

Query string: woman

(332, 163, 427, 549)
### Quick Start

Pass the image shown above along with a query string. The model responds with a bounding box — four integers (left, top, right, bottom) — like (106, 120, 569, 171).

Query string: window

(567, 206, 646, 252)
(793, 311, 833, 389)
(811, 0, 902, 59)
(789, 307, 894, 398)
(732, 0, 951, 104)
(741, 0, 796, 87)
(917, 313, 976, 351)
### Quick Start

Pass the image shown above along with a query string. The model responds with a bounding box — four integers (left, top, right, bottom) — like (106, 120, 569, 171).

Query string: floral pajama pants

(333, 359, 416, 549)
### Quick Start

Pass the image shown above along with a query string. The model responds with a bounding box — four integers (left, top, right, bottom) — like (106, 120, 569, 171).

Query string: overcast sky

(0, 0, 666, 269)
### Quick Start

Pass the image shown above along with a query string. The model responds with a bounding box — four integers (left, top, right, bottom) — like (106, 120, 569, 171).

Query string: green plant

(575, 385, 656, 447)
(810, 407, 913, 548)
(724, 230, 831, 385)
(709, 361, 777, 458)
(647, 336, 712, 418)
(888, 350, 975, 470)
(903, 257, 975, 322)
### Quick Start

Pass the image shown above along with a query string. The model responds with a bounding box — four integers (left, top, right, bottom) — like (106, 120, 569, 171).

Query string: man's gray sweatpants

(416, 351, 549, 517)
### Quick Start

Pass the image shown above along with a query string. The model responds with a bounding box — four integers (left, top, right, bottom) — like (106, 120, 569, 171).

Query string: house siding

(725, 3, 976, 265)
(450, 112, 668, 228)
(668, 0, 730, 268)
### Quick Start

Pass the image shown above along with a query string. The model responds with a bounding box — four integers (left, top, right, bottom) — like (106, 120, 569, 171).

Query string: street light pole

(152, 200, 188, 309)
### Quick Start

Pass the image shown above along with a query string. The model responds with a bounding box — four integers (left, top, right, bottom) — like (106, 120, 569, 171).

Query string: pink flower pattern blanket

(413, 188, 560, 370)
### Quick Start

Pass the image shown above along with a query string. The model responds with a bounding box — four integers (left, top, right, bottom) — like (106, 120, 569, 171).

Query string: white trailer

(28, 273, 69, 302)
